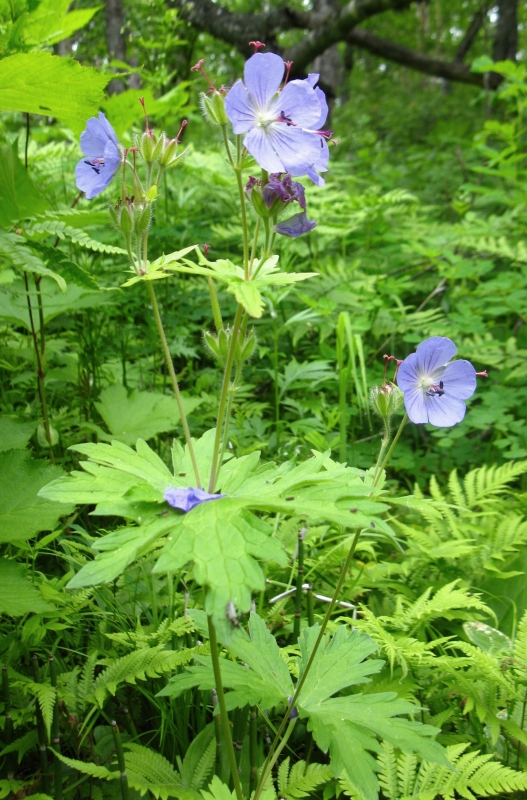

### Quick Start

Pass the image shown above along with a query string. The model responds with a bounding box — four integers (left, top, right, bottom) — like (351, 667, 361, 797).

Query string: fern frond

(283, 761, 333, 799)
(378, 743, 400, 800)
(278, 757, 291, 797)
(26, 219, 127, 255)
(93, 643, 205, 705)
(51, 750, 116, 780)
(124, 743, 183, 800)
(397, 751, 418, 797)
(447, 469, 466, 508)
(190, 737, 215, 791)
(463, 461, 527, 508)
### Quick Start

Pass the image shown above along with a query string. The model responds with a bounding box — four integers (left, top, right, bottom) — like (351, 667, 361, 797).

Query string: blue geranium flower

(75, 112, 120, 199)
(396, 336, 478, 427)
(225, 53, 330, 186)
(164, 486, 225, 512)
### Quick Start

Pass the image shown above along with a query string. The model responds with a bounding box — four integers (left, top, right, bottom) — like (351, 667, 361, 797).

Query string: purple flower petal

(314, 86, 329, 129)
(76, 112, 120, 199)
(402, 385, 428, 424)
(270, 80, 321, 128)
(441, 360, 477, 400)
(224, 80, 257, 134)
(275, 211, 316, 237)
(164, 486, 225, 513)
(244, 53, 284, 108)
(415, 336, 457, 375)
(396, 352, 420, 393)
(426, 395, 467, 427)
(244, 127, 285, 172)
(267, 125, 321, 175)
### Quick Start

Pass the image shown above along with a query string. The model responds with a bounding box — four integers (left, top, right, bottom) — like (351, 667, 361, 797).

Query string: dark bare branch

(284, 0, 414, 75)
(455, 1, 492, 63)
(347, 27, 484, 86)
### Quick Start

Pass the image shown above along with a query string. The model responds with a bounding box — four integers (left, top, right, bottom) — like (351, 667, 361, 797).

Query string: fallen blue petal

(164, 486, 226, 512)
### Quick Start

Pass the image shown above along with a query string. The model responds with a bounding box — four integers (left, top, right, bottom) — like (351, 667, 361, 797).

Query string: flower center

(84, 158, 104, 174)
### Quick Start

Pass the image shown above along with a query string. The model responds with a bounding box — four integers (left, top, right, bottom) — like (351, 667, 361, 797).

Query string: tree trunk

(105, 0, 127, 94)
(492, 0, 518, 62)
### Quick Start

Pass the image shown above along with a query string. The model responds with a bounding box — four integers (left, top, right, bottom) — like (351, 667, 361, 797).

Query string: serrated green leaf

(0, 451, 74, 544)
(124, 743, 194, 800)
(153, 504, 287, 637)
(201, 776, 237, 800)
(180, 722, 215, 790)
(0, 416, 36, 451)
(0, 52, 109, 131)
(0, 559, 52, 615)
(51, 749, 117, 780)
(94, 384, 202, 445)
(232, 279, 264, 317)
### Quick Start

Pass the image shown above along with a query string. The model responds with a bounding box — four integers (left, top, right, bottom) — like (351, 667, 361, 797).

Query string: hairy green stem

(252, 527, 362, 800)
(293, 527, 306, 641)
(373, 413, 408, 487)
(208, 304, 243, 493)
(146, 281, 201, 487)
(207, 616, 244, 800)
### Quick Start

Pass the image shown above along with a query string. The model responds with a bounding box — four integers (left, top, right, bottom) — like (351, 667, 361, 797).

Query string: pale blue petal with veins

(397, 336, 477, 427)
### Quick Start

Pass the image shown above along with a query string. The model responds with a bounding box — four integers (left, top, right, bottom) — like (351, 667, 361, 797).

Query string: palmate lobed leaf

(39, 431, 394, 633)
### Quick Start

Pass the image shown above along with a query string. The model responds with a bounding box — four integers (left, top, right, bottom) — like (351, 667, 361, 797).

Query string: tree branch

(346, 27, 485, 86)
(284, 0, 414, 75)
(455, 1, 491, 63)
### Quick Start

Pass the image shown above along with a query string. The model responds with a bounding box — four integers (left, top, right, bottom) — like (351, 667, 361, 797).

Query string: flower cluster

(225, 52, 330, 186)
(246, 172, 316, 237)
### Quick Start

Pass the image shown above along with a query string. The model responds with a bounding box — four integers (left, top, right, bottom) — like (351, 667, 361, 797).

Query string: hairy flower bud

(204, 327, 257, 365)
(138, 130, 158, 164)
(110, 199, 135, 237)
(370, 384, 403, 420)
(135, 201, 152, 235)
(200, 91, 228, 126)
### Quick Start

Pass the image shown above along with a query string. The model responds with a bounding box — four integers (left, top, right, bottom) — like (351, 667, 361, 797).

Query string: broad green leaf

(19, 0, 101, 47)
(93, 384, 202, 446)
(159, 613, 294, 707)
(0, 277, 114, 330)
(0, 417, 36, 452)
(0, 52, 109, 132)
(297, 626, 384, 708)
(0, 142, 49, 226)
(0, 559, 52, 615)
(67, 517, 174, 589)
(0, 451, 74, 544)
(153, 502, 287, 636)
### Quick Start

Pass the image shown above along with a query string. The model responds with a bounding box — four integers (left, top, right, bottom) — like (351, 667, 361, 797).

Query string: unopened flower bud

(250, 188, 272, 219)
(236, 330, 256, 362)
(110, 199, 135, 237)
(138, 130, 158, 163)
(200, 91, 228, 126)
(204, 331, 222, 361)
(152, 132, 166, 162)
(135, 202, 152, 235)
(370, 384, 403, 420)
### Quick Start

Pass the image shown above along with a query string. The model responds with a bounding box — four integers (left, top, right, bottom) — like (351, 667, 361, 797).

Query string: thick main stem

(208, 303, 243, 493)
(146, 281, 201, 487)
(207, 616, 244, 800)
(252, 527, 362, 800)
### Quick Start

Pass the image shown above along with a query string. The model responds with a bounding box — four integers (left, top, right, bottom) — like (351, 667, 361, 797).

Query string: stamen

(283, 60, 293, 86)
(190, 59, 216, 91)
(249, 41, 266, 53)
(476, 370, 488, 377)
(138, 97, 151, 134)
(277, 111, 295, 126)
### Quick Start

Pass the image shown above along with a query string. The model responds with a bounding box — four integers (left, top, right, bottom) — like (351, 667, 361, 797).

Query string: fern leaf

(284, 761, 333, 799)
(23, 681, 56, 740)
(447, 469, 466, 509)
(189, 737, 215, 791)
(26, 219, 127, 255)
(463, 461, 527, 508)
(378, 743, 400, 800)
(278, 756, 291, 797)
(124, 743, 185, 800)
(93, 644, 205, 705)
(397, 752, 418, 798)
(51, 749, 117, 780)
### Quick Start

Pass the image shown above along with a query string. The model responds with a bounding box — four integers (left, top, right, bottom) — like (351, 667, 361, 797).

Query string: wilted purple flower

(164, 486, 225, 512)
(75, 112, 120, 199)
(262, 173, 306, 209)
(396, 337, 477, 427)
(275, 211, 317, 238)
(225, 53, 330, 185)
